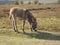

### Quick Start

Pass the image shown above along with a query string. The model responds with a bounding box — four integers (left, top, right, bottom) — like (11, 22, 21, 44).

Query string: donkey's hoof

(31, 30, 33, 32)
(14, 30, 19, 33)
(14, 30, 17, 32)
(17, 31, 20, 33)
(34, 30, 37, 32)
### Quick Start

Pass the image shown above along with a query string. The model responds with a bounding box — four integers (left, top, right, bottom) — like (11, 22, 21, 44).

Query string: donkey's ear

(24, 9, 26, 11)
(25, 9, 29, 12)
(24, 9, 29, 15)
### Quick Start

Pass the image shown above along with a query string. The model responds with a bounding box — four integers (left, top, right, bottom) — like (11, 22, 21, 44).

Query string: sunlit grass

(37, 18, 60, 32)
(0, 4, 60, 45)
(0, 17, 60, 32)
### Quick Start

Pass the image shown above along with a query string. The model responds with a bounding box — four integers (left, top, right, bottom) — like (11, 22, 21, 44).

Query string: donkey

(9, 7, 37, 33)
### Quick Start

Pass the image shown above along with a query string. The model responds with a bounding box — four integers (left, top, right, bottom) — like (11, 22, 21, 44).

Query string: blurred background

(0, 0, 60, 5)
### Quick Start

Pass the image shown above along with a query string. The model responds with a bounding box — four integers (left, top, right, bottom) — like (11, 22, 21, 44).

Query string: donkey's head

(31, 16, 37, 31)
(25, 9, 37, 31)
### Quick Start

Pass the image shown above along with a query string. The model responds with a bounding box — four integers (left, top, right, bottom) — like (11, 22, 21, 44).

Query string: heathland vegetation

(0, 4, 60, 45)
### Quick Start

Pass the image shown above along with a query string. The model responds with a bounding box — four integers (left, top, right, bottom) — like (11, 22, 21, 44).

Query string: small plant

(33, 0, 39, 4)
(28, 1, 31, 4)
(58, 0, 60, 4)
(20, 0, 24, 4)
(14, 1, 19, 5)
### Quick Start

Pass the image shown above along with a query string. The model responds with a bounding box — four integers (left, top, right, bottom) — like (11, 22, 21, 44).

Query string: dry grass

(0, 4, 60, 32)
(0, 4, 60, 45)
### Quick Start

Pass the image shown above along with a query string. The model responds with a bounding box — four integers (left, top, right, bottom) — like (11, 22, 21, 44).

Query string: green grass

(0, 36, 60, 45)
(0, 30, 60, 45)
(0, 4, 60, 45)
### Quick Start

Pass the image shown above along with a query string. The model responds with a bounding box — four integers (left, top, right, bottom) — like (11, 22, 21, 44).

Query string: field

(0, 4, 60, 45)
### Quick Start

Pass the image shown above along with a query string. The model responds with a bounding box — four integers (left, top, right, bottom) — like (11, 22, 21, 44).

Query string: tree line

(14, 0, 42, 5)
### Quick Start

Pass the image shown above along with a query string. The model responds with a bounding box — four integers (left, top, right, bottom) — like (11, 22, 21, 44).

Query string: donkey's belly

(15, 10, 24, 17)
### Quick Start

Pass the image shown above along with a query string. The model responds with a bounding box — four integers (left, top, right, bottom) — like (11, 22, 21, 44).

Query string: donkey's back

(10, 7, 26, 19)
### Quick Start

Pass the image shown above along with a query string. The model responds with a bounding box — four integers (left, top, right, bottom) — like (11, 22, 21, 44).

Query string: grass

(37, 18, 60, 32)
(0, 4, 60, 45)
(0, 36, 60, 45)
(0, 30, 60, 45)
(0, 17, 60, 32)
(0, 4, 60, 32)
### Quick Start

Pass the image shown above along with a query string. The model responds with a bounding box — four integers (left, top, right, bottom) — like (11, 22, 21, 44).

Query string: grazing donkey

(9, 7, 37, 33)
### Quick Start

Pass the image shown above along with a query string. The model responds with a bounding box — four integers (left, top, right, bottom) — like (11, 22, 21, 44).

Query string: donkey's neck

(27, 14, 35, 24)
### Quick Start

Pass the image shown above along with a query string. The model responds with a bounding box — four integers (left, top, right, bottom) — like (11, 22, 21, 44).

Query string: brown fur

(9, 7, 37, 33)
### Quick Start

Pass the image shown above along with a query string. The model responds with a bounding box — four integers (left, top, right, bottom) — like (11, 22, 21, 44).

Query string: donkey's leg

(34, 29, 37, 32)
(30, 23, 33, 32)
(12, 19, 18, 32)
(22, 20, 25, 33)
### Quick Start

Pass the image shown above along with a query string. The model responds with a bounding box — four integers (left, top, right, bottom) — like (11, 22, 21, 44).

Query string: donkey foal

(9, 7, 37, 33)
